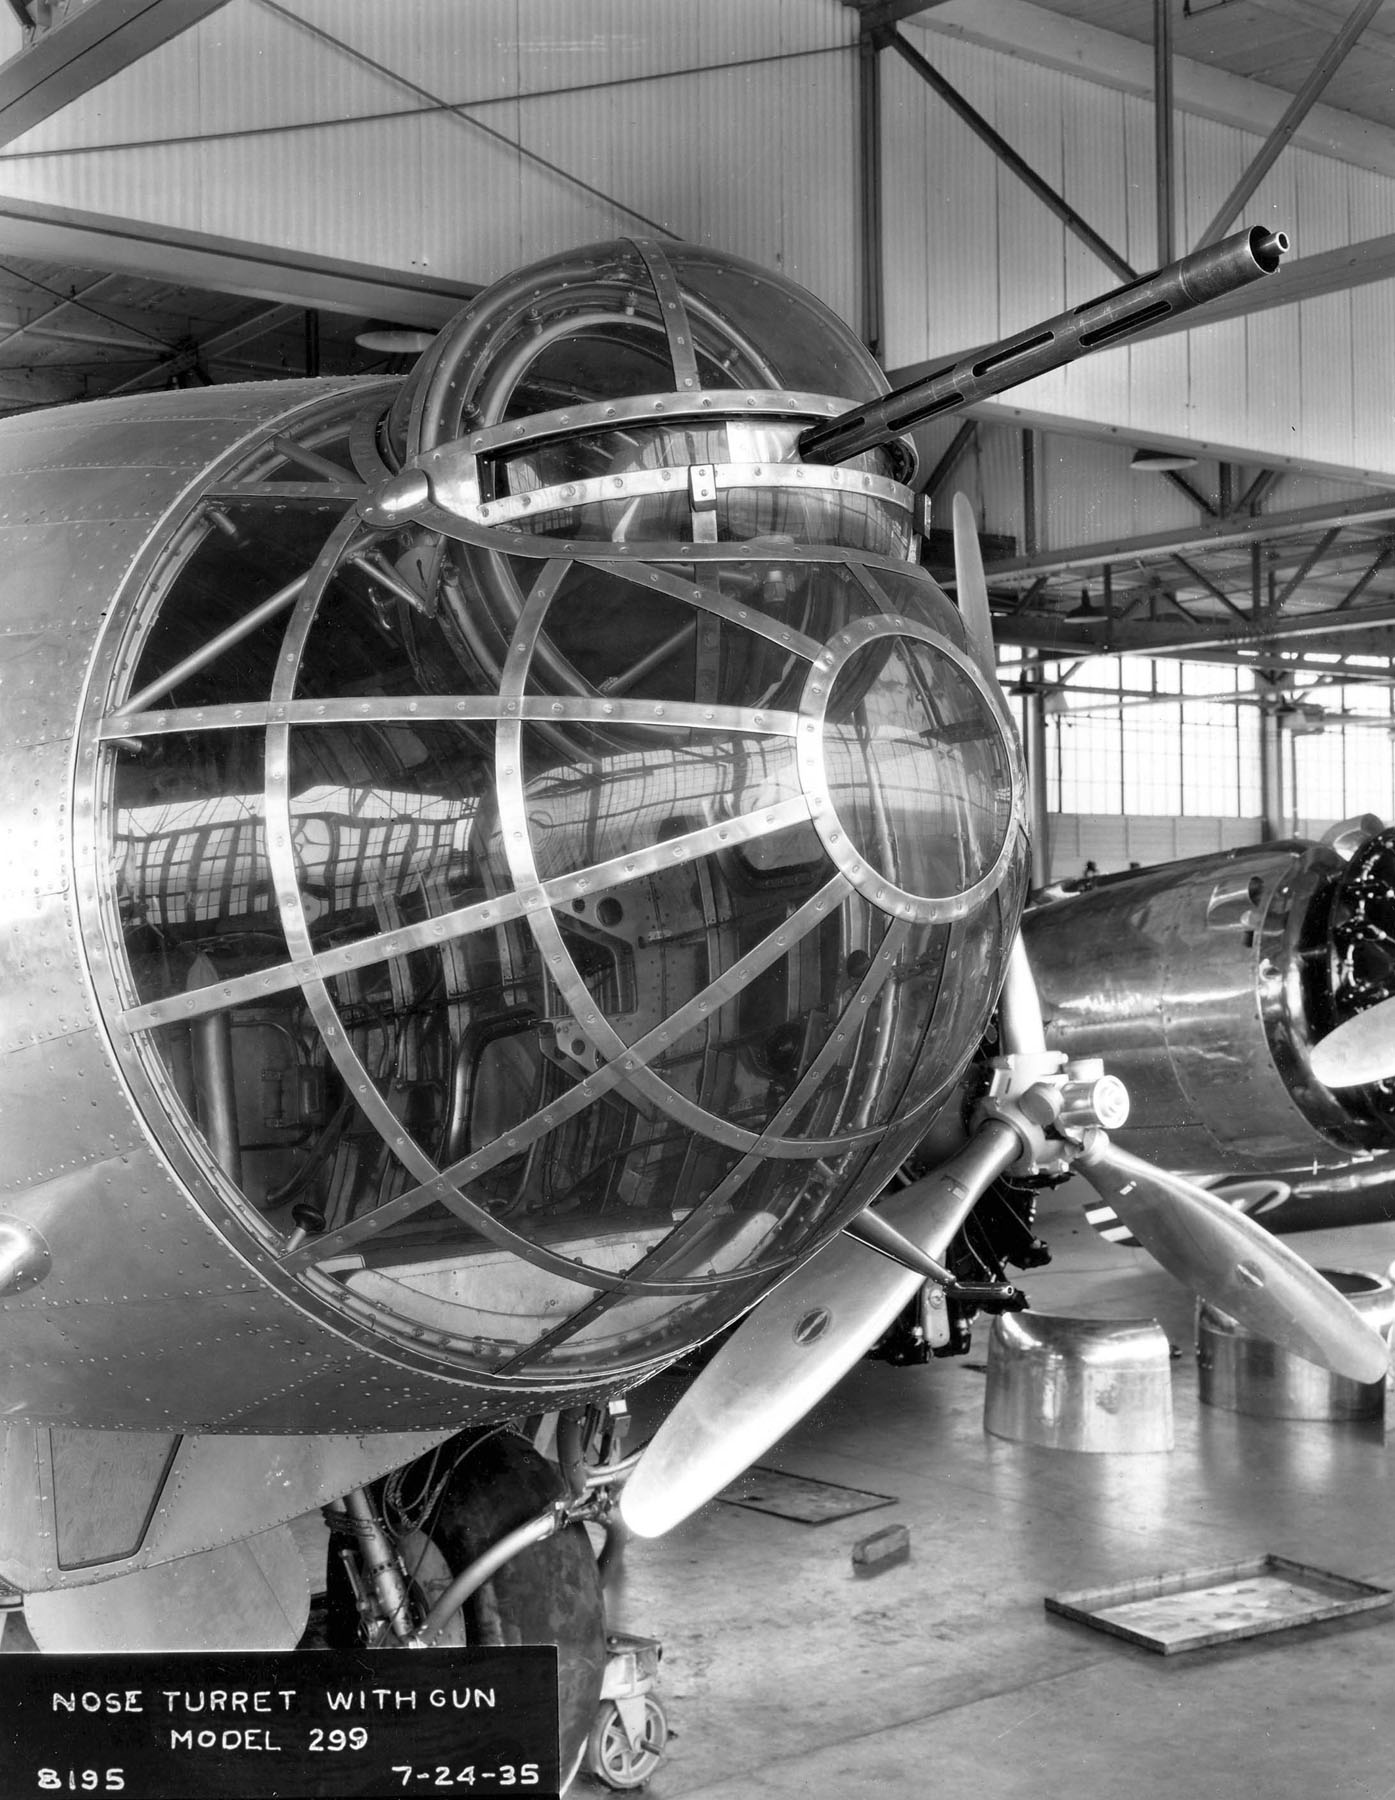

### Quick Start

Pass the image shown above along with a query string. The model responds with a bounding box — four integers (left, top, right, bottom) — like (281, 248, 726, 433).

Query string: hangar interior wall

(1, 1, 1393, 483)
(1, 1, 1389, 877)
(885, 16, 1395, 484)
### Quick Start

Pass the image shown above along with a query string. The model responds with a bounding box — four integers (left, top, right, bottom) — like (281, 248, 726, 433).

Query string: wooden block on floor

(851, 1522, 910, 1577)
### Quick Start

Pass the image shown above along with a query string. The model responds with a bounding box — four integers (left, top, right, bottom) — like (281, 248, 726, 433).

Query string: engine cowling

(1022, 831, 1395, 1178)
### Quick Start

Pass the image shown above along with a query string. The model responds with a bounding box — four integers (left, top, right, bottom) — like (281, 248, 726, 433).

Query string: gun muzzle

(800, 225, 1288, 465)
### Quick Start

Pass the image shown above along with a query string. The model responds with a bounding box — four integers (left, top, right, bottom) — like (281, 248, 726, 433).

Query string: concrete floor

(591, 1192, 1395, 1800)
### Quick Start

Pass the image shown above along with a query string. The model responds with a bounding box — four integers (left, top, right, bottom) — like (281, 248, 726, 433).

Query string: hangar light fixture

(1130, 447, 1199, 473)
(354, 322, 438, 354)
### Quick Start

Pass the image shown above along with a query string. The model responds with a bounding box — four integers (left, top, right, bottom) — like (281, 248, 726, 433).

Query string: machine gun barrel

(799, 225, 1288, 465)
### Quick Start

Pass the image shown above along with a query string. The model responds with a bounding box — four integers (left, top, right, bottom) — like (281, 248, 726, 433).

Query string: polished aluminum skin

(984, 1312, 1175, 1453)
(1023, 840, 1395, 1176)
(1198, 1268, 1395, 1421)
(0, 239, 1028, 1452)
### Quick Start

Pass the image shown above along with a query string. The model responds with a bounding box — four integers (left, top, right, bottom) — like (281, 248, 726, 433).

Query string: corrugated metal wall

(1, 2, 1391, 477)
(917, 412, 1380, 557)
(884, 18, 1395, 480)
(0, 0, 862, 319)
(1047, 812, 1262, 882)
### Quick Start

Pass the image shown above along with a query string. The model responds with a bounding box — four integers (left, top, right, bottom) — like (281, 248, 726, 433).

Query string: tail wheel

(424, 1430, 608, 1784)
(587, 1694, 670, 1791)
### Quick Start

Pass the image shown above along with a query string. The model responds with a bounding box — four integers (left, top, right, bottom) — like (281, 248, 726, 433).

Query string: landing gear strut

(327, 1428, 608, 1784)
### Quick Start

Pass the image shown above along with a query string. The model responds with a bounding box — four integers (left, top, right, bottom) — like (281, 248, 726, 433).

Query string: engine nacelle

(1023, 832, 1395, 1175)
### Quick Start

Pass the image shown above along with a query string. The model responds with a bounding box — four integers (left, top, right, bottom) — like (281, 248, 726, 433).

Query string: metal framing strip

(493, 561, 873, 1160)
(489, 909, 924, 1368)
(348, 880, 883, 1303)
(459, 459, 914, 532)
(392, 499, 932, 581)
(432, 389, 849, 462)
(629, 238, 702, 393)
(611, 556, 828, 662)
(117, 778, 814, 1035)
(111, 573, 311, 717)
(102, 694, 804, 742)
(255, 541, 636, 1291)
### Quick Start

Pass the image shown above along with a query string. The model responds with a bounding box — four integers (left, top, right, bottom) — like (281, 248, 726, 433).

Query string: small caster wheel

(586, 1693, 669, 1790)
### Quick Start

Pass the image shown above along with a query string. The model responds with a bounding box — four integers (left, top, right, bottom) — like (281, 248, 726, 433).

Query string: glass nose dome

(90, 242, 1028, 1392)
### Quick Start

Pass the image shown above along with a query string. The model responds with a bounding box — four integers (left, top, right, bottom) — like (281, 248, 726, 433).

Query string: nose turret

(57, 241, 1028, 1419)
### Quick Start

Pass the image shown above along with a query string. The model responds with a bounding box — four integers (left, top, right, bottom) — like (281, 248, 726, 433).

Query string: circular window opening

(816, 634, 1015, 913)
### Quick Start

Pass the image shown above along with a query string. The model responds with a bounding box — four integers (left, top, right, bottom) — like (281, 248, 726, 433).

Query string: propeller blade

(951, 490, 998, 686)
(998, 934, 1048, 1059)
(620, 1121, 1023, 1538)
(1309, 994, 1395, 1090)
(1075, 1134, 1389, 1384)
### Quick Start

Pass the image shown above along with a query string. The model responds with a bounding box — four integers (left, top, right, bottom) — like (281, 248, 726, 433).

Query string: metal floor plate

(1046, 1554, 1394, 1654)
(717, 1467, 897, 1524)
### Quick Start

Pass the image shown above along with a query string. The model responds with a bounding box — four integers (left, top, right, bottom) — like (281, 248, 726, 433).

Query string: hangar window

(1290, 675, 1395, 826)
(1041, 657, 1261, 820)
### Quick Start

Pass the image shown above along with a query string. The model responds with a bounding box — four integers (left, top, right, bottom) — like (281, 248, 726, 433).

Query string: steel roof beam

(844, 1, 957, 28)
(1272, 526, 1343, 607)
(1334, 541, 1395, 611)
(1164, 469, 1217, 517)
(900, 231, 1395, 385)
(1195, 0, 1383, 251)
(1234, 467, 1283, 514)
(0, 0, 232, 148)
(993, 597, 1395, 660)
(881, 26, 1136, 282)
(1170, 553, 1249, 620)
(100, 302, 304, 396)
(1131, 230, 1395, 342)
(982, 492, 1395, 580)
(924, 420, 977, 506)
(0, 195, 478, 324)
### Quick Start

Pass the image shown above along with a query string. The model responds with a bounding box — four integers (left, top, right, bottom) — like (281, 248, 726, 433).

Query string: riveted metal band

(456, 458, 914, 530)
(795, 614, 1020, 925)
(630, 237, 702, 393)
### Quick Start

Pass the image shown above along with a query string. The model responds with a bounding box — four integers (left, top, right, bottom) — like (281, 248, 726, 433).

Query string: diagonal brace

(883, 27, 1136, 283)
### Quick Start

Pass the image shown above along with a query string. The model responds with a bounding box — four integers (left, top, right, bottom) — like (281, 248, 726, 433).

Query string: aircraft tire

(425, 1429, 608, 1786)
